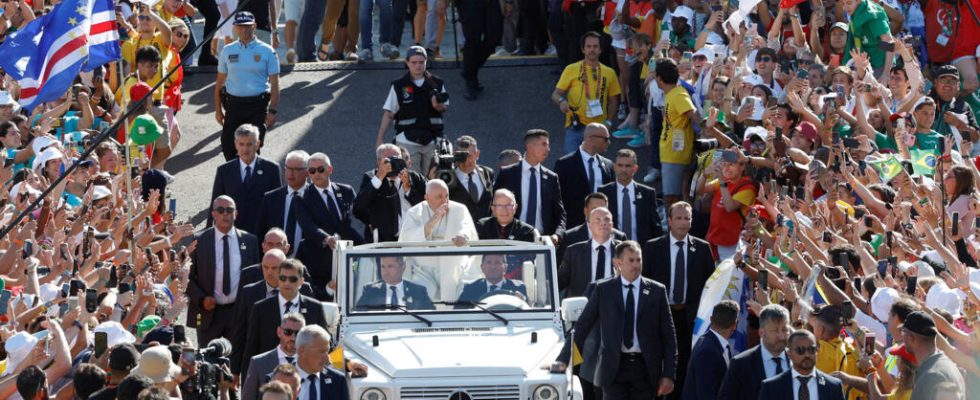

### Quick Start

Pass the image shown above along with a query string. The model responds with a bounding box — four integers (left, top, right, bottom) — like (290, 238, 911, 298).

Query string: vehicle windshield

(346, 248, 555, 313)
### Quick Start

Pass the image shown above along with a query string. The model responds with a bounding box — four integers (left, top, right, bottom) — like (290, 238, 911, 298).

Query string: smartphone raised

(61, 283, 69, 298)
(842, 138, 860, 149)
(84, 288, 98, 313)
(952, 212, 960, 236)
(21, 239, 32, 259)
(770, 180, 778, 196)
(173, 325, 187, 344)
(169, 198, 176, 215)
(877, 260, 888, 278)
(721, 150, 738, 163)
(94, 331, 108, 357)
(842, 300, 855, 321)
(906, 276, 918, 295)
(865, 333, 876, 356)
(822, 231, 832, 243)
(0, 289, 11, 316)
(758, 269, 769, 292)
(878, 41, 895, 52)
(795, 186, 805, 199)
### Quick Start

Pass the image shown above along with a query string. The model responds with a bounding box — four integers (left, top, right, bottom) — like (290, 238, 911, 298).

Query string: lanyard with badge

(581, 62, 606, 118)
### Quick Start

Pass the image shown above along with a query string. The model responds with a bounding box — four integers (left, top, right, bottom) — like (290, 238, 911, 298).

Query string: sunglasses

(213, 206, 236, 214)
(281, 328, 298, 336)
(759, 56, 773, 62)
(174, 31, 188, 38)
(793, 345, 818, 355)
(279, 275, 300, 283)
(137, 15, 150, 21)
(308, 166, 327, 174)
(589, 135, 611, 142)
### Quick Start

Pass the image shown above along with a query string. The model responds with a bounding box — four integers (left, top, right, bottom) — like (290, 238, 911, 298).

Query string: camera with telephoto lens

(435, 150, 470, 186)
(694, 139, 721, 153)
(180, 338, 234, 400)
(386, 156, 407, 178)
(432, 89, 449, 104)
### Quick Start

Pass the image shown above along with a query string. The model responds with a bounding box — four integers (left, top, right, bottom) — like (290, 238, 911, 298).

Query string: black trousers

(221, 92, 269, 161)
(459, 0, 503, 84)
(197, 303, 236, 347)
(572, 365, 603, 400)
(517, 0, 548, 53)
(563, 2, 602, 63)
(670, 307, 692, 400)
(193, 0, 220, 66)
(604, 354, 655, 400)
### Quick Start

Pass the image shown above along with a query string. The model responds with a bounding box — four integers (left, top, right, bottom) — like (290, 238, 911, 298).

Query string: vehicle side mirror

(561, 297, 587, 324)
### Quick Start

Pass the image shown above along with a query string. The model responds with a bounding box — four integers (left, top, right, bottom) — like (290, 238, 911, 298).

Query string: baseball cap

(0, 91, 21, 112)
(831, 22, 848, 33)
(811, 304, 844, 326)
(109, 343, 140, 372)
(92, 185, 112, 201)
(129, 82, 153, 104)
(4, 332, 38, 372)
(935, 64, 960, 80)
(233, 11, 256, 25)
(795, 121, 819, 144)
(888, 344, 918, 365)
(405, 45, 428, 60)
(137, 315, 162, 339)
(902, 311, 937, 337)
(142, 325, 174, 346)
(129, 114, 161, 146)
(871, 287, 901, 322)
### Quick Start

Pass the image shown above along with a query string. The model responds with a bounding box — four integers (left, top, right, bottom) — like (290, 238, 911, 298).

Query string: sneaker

(286, 48, 297, 64)
(357, 48, 373, 63)
(612, 127, 640, 139)
(617, 103, 628, 120)
(346, 51, 360, 62)
(388, 44, 400, 60)
(627, 132, 647, 148)
(544, 44, 557, 56)
(643, 167, 661, 184)
(493, 48, 512, 57)
(379, 44, 390, 59)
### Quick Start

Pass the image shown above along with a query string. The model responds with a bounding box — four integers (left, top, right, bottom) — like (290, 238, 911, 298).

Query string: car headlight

(360, 388, 386, 400)
(533, 384, 558, 400)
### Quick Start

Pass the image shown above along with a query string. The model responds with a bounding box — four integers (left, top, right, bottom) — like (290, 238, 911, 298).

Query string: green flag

(909, 149, 938, 176)
(868, 155, 903, 183)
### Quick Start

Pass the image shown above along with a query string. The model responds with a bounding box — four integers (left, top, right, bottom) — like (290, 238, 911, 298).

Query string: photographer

(177, 340, 235, 400)
(374, 46, 449, 175)
(353, 144, 427, 243)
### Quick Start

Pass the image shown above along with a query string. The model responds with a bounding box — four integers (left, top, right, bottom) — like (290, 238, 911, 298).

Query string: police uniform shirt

(217, 39, 280, 97)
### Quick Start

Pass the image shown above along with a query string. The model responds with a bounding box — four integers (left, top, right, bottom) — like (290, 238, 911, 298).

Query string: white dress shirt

(579, 147, 602, 192)
(486, 279, 505, 292)
(590, 238, 614, 281)
(278, 293, 299, 315)
(385, 282, 405, 306)
(314, 183, 343, 220)
(710, 329, 732, 366)
(455, 168, 483, 199)
(297, 365, 323, 399)
(668, 233, 690, 305)
(370, 175, 413, 220)
(276, 345, 295, 366)
(213, 228, 242, 304)
(760, 346, 789, 379)
(239, 159, 257, 181)
(284, 186, 305, 255)
(520, 160, 543, 231)
(620, 275, 641, 353)
(264, 283, 277, 298)
(616, 181, 637, 240)
(791, 369, 819, 400)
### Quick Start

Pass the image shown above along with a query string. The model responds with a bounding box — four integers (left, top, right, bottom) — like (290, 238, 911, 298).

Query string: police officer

(214, 11, 281, 161)
(375, 46, 449, 174)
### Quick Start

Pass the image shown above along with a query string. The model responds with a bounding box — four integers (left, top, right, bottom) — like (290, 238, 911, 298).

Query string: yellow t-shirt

(816, 338, 865, 400)
(121, 33, 170, 70)
(115, 74, 164, 109)
(659, 85, 695, 165)
(555, 60, 621, 127)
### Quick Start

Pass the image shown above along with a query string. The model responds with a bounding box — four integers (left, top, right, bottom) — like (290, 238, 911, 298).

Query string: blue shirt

(217, 39, 280, 97)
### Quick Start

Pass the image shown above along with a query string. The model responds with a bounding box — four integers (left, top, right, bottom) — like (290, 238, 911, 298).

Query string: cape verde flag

(0, 0, 120, 111)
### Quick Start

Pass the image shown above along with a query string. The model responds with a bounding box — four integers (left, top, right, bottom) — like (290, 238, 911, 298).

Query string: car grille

(399, 385, 521, 399)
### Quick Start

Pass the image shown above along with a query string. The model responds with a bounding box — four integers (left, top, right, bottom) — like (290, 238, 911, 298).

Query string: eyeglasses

(281, 328, 298, 336)
(279, 275, 300, 283)
(793, 345, 818, 355)
(174, 31, 188, 38)
(308, 166, 327, 174)
(285, 166, 306, 173)
(491, 204, 515, 209)
(938, 77, 959, 85)
(759, 56, 773, 62)
(137, 15, 150, 21)
(213, 206, 236, 214)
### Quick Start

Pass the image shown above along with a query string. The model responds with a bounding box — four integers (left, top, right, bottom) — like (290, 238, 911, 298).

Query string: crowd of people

(0, 0, 978, 399)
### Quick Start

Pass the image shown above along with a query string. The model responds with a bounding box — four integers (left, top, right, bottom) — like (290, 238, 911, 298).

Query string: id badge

(671, 129, 686, 152)
(936, 34, 949, 46)
(586, 99, 603, 118)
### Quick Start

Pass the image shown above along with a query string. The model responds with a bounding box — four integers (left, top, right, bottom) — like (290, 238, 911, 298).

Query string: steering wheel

(477, 289, 530, 310)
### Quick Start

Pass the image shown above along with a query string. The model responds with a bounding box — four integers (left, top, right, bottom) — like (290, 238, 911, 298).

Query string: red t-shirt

(924, 0, 980, 62)
(707, 176, 757, 246)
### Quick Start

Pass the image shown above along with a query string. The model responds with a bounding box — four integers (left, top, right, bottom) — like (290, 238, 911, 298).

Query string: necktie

(726, 344, 733, 364)
(244, 165, 253, 184)
(622, 187, 633, 240)
(286, 356, 295, 365)
(389, 286, 398, 306)
(468, 172, 479, 202)
(489, 284, 498, 292)
(325, 190, 340, 220)
(285, 192, 298, 251)
(222, 235, 232, 296)
(623, 283, 636, 348)
(595, 244, 606, 281)
(307, 374, 318, 400)
(526, 167, 538, 227)
(797, 376, 811, 400)
(773, 357, 784, 375)
(284, 300, 293, 314)
(587, 157, 596, 190)
(267, 288, 277, 298)
(673, 241, 686, 304)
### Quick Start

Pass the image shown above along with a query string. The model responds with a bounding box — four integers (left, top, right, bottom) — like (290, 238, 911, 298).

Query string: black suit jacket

(230, 278, 313, 374)
(211, 157, 282, 234)
(574, 276, 677, 388)
(475, 217, 538, 242)
(641, 234, 714, 328)
(682, 331, 728, 400)
(717, 345, 789, 400)
(448, 165, 495, 221)
(553, 150, 613, 227)
(186, 228, 260, 333)
(492, 162, 566, 235)
(757, 370, 845, 400)
(456, 278, 527, 304)
(554, 223, 627, 263)
(240, 294, 327, 374)
(558, 239, 621, 299)
(355, 280, 435, 310)
(297, 182, 365, 281)
(256, 185, 310, 256)
(238, 265, 315, 295)
(353, 169, 426, 242)
(599, 181, 662, 243)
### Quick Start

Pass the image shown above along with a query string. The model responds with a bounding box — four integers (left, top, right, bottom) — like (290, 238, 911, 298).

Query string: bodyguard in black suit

(558, 207, 621, 299)
(641, 202, 714, 399)
(241, 313, 306, 400)
(297, 153, 365, 298)
(210, 126, 282, 235)
(718, 304, 792, 400)
(187, 196, 261, 347)
(447, 136, 495, 221)
(553, 123, 613, 228)
(566, 241, 678, 399)
(600, 149, 662, 243)
(456, 254, 528, 306)
(355, 256, 435, 310)
(681, 300, 739, 400)
(554, 192, 626, 262)
(757, 330, 844, 400)
(353, 144, 426, 242)
(256, 150, 311, 257)
(492, 129, 566, 235)
(241, 259, 328, 375)
(295, 325, 350, 400)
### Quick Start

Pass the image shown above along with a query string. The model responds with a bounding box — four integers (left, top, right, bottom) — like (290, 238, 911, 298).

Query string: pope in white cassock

(398, 179, 479, 300)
